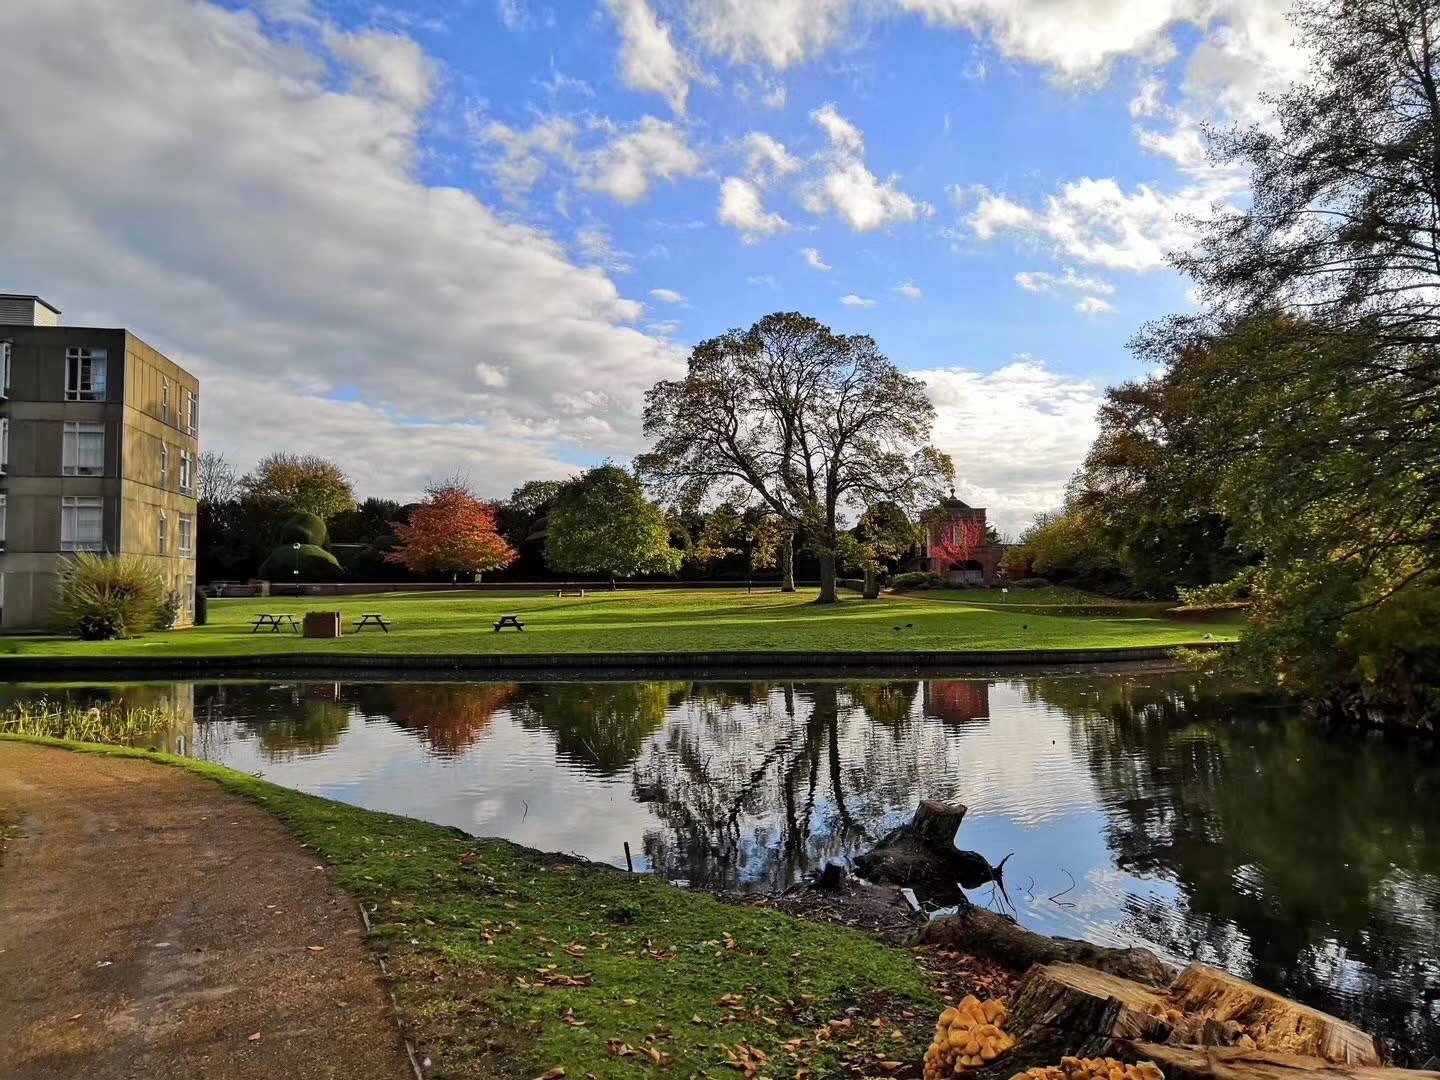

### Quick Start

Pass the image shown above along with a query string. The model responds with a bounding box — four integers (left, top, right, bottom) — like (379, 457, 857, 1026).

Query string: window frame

(162, 377, 171, 423)
(158, 508, 168, 555)
(0, 417, 8, 475)
(159, 442, 169, 489)
(179, 449, 194, 496)
(0, 493, 7, 552)
(61, 495, 104, 553)
(1, 339, 11, 396)
(186, 389, 198, 435)
(64, 347, 108, 402)
(178, 512, 195, 556)
(61, 420, 105, 477)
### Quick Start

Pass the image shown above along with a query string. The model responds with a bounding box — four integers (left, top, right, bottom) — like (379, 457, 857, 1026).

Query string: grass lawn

(8, 737, 943, 1079)
(0, 587, 1241, 660)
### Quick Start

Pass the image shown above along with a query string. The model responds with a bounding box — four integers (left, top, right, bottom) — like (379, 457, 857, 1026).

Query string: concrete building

(0, 295, 199, 628)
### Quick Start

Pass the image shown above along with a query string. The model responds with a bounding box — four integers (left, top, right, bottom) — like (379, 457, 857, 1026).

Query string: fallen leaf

(66, 1013, 83, 1022)
(534, 1069, 566, 1080)
(247, 1032, 262, 1043)
(306, 946, 325, 953)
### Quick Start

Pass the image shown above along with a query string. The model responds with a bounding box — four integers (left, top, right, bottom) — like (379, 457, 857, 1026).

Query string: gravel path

(0, 742, 410, 1080)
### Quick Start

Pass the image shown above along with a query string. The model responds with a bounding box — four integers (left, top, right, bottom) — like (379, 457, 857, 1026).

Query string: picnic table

(353, 613, 391, 633)
(250, 613, 299, 633)
(493, 614, 525, 632)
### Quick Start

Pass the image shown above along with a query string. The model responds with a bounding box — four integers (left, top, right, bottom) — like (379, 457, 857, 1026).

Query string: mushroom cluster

(923, 996, 1015, 1079)
(1010, 1057, 1165, 1080)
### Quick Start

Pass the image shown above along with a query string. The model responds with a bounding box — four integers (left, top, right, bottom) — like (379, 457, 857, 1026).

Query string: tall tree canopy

(1096, 0, 1440, 724)
(546, 465, 681, 583)
(388, 483, 516, 578)
(242, 452, 356, 520)
(638, 312, 952, 603)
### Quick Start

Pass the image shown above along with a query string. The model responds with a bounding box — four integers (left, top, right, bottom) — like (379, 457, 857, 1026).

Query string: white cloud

(686, 0, 855, 70)
(1074, 295, 1117, 316)
(811, 103, 865, 152)
(0, 0, 684, 500)
(918, 360, 1104, 533)
(579, 116, 701, 204)
(969, 177, 1234, 272)
(1014, 267, 1115, 295)
(717, 176, 791, 243)
(802, 105, 930, 233)
(742, 131, 802, 180)
(480, 114, 580, 200)
(649, 287, 686, 304)
(602, 0, 691, 115)
(801, 247, 831, 271)
(894, 281, 922, 300)
(496, 0, 528, 30)
(323, 27, 434, 111)
(839, 294, 875, 308)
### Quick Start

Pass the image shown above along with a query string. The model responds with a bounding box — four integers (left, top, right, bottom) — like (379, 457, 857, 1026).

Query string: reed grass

(0, 699, 170, 744)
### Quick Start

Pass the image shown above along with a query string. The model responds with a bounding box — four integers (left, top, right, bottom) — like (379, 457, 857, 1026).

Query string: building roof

(0, 294, 62, 314)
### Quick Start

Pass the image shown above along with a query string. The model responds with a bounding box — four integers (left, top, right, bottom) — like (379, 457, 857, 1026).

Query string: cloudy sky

(0, 0, 1307, 532)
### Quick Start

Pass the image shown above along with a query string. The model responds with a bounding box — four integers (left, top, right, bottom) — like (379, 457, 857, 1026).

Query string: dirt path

(0, 742, 410, 1080)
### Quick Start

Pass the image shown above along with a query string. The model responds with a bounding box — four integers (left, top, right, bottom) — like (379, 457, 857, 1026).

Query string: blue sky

(0, 0, 1305, 531)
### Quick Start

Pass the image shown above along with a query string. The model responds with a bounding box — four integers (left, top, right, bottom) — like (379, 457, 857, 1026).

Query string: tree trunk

(817, 553, 838, 604)
(1000, 963, 1177, 1066)
(1127, 1044, 1410, 1080)
(912, 800, 967, 847)
(1166, 966, 1382, 1066)
(863, 567, 880, 599)
(780, 540, 796, 592)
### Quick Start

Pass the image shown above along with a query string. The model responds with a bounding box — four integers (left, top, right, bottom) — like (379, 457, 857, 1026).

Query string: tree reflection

(508, 682, 687, 774)
(349, 683, 518, 756)
(195, 682, 352, 760)
(1025, 676, 1440, 1060)
(635, 682, 959, 890)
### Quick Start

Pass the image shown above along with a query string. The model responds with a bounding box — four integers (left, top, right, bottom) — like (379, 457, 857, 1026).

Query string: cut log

(1128, 1044, 1436, 1080)
(1009, 963, 1177, 1056)
(912, 906, 1176, 986)
(1167, 966, 1382, 1067)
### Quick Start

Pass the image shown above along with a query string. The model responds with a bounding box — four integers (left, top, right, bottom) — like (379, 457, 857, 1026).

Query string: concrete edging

(0, 643, 1230, 680)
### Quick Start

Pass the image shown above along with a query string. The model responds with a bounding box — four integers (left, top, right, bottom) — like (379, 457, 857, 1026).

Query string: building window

(162, 377, 171, 423)
(184, 577, 195, 618)
(0, 493, 7, 552)
(62, 421, 105, 476)
(178, 512, 194, 555)
(61, 496, 104, 552)
(159, 442, 169, 488)
(0, 418, 8, 474)
(65, 347, 107, 401)
(159, 509, 168, 555)
(179, 450, 194, 496)
(1, 340, 10, 395)
(186, 390, 198, 435)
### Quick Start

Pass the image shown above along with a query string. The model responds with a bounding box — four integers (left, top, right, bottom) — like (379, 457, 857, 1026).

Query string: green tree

(242, 452, 356, 520)
(546, 465, 681, 585)
(639, 311, 952, 604)
(844, 502, 919, 598)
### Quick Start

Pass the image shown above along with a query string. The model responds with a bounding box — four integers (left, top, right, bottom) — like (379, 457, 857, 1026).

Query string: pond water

(8, 672, 1440, 1060)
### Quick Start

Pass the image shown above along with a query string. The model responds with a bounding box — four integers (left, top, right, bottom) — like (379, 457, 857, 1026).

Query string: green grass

(5, 736, 941, 1079)
(0, 588, 1240, 661)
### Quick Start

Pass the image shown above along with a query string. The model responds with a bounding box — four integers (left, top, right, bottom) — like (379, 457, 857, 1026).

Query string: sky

(0, 0, 1310, 533)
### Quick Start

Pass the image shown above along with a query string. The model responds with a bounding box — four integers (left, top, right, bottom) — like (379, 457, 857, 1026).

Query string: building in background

(0, 295, 199, 628)
(917, 494, 1007, 587)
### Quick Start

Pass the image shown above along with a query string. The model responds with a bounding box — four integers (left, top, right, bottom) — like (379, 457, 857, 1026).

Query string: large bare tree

(638, 312, 952, 604)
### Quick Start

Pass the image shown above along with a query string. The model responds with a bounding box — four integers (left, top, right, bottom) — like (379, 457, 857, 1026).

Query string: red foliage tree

(387, 483, 517, 578)
(931, 517, 988, 572)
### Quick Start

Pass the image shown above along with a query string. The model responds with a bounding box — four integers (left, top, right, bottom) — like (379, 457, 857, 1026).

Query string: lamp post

(745, 530, 755, 595)
(292, 541, 301, 593)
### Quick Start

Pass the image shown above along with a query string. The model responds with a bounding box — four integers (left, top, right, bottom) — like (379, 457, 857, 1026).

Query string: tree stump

(1127, 1044, 1434, 1080)
(912, 800, 968, 847)
(1010, 963, 1177, 1060)
(1167, 967, 1382, 1067)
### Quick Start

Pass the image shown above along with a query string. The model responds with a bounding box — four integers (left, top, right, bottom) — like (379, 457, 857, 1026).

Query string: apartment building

(0, 295, 199, 628)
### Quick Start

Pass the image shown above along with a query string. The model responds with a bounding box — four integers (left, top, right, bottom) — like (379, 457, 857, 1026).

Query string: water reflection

(8, 674, 1440, 1060)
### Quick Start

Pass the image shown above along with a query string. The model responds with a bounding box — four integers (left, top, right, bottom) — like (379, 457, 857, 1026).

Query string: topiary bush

(194, 589, 208, 626)
(890, 571, 943, 591)
(278, 512, 328, 548)
(157, 589, 183, 630)
(257, 543, 343, 581)
(53, 553, 169, 640)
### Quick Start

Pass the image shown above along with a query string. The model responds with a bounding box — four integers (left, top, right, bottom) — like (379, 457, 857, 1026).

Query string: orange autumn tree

(387, 483, 517, 579)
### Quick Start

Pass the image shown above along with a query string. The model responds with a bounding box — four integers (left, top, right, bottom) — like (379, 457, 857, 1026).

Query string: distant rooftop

(0, 294, 61, 315)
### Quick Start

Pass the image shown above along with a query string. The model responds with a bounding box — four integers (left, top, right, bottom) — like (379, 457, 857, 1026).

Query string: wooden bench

(249, 613, 298, 634)
(493, 614, 525, 632)
(353, 613, 391, 633)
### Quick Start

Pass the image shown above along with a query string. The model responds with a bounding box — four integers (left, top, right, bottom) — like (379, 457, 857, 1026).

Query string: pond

(7, 671, 1440, 1061)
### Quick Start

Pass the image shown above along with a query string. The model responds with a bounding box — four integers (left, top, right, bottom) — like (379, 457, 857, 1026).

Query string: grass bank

(0, 588, 1239, 662)
(3, 735, 941, 1079)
